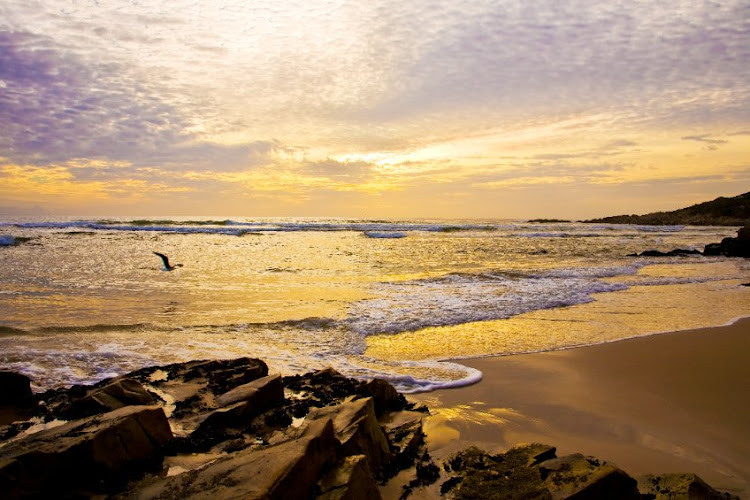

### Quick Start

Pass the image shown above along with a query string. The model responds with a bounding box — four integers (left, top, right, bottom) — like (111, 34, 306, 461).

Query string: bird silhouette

(153, 252, 183, 271)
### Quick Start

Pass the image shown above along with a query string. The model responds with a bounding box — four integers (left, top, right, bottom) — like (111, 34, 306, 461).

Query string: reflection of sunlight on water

(365, 278, 750, 362)
(1, 223, 748, 392)
(416, 398, 528, 450)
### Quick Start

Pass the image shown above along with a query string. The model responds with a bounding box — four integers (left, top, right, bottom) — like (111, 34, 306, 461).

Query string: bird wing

(153, 252, 171, 268)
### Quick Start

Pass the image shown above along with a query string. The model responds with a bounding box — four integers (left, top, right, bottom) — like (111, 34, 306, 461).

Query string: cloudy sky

(1, 1, 749, 218)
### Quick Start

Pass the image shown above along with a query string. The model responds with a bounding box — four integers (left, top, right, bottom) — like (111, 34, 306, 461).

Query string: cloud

(350, 1, 750, 131)
(681, 134, 729, 150)
(0, 30, 277, 172)
(1, 1, 749, 216)
(302, 159, 377, 182)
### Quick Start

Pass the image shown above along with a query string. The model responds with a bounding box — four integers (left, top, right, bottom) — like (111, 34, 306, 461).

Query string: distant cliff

(585, 192, 750, 226)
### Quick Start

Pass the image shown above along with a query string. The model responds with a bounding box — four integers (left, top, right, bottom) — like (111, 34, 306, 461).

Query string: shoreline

(410, 317, 750, 495)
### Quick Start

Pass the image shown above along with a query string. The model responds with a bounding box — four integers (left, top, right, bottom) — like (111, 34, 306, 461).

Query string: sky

(1, 0, 749, 219)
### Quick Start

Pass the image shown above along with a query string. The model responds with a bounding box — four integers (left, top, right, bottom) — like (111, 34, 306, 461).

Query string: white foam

(346, 268, 632, 334)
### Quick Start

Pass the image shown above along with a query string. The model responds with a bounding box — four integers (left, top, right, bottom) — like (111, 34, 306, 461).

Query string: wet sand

(411, 318, 750, 496)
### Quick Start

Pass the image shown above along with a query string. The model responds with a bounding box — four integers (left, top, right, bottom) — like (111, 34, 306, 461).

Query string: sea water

(1, 217, 748, 392)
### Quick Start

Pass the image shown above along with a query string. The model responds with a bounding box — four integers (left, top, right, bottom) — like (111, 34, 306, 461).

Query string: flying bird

(153, 252, 183, 271)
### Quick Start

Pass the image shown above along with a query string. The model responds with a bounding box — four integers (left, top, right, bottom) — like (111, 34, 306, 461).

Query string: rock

(306, 397, 392, 476)
(719, 236, 750, 257)
(363, 379, 407, 416)
(539, 453, 640, 499)
(0, 405, 172, 497)
(196, 374, 284, 429)
(214, 374, 284, 409)
(637, 473, 740, 499)
(703, 242, 723, 256)
(385, 412, 424, 457)
(0, 372, 32, 405)
(136, 417, 339, 500)
(630, 249, 702, 257)
(66, 378, 156, 418)
(172, 357, 269, 394)
(382, 411, 425, 476)
(514, 443, 558, 466)
(703, 227, 750, 257)
(442, 445, 640, 500)
(127, 357, 268, 391)
(444, 445, 550, 499)
(185, 375, 285, 451)
(284, 368, 363, 409)
(318, 454, 382, 500)
(3, 357, 739, 500)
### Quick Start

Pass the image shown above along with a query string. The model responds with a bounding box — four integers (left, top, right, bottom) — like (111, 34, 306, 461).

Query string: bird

(153, 252, 183, 271)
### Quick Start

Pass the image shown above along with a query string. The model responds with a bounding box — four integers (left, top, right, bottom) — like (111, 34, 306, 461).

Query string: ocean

(1, 217, 748, 393)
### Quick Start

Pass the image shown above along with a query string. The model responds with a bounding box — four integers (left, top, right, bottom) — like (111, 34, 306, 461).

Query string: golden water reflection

(365, 278, 750, 361)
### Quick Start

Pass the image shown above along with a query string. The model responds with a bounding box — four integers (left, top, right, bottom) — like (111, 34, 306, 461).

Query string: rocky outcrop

(627, 226, 750, 258)
(0, 405, 172, 497)
(0, 360, 428, 498)
(318, 454, 382, 500)
(438, 445, 736, 500)
(627, 249, 702, 257)
(539, 453, 640, 499)
(137, 418, 340, 499)
(638, 473, 739, 499)
(704, 225, 750, 257)
(0, 371, 32, 404)
(0, 360, 739, 499)
(65, 378, 156, 419)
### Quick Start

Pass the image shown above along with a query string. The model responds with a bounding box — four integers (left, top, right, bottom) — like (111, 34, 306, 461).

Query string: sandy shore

(411, 318, 750, 496)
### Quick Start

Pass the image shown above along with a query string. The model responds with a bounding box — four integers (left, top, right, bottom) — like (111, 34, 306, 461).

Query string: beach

(411, 318, 750, 496)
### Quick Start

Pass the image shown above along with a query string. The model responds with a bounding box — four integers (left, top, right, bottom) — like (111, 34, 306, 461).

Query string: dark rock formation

(0, 371, 32, 404)
(539, 453, 640, 499)
(438, 444, 737, 500)
(628, 226, 750, 258)
(0, 361, 740, 499)
(627, 249, 702, 257)
(638, 473, 739, 499)
(138, 418, 340, 499)
(318, 454, 382, 500)
(0, 361, 429, 499)
(0, 405, 172, 497)
(65, 378, 156, 419)
(195, 374, 285, 440)
(363, 378, 408, 416)
(703, 225, 750, 257)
